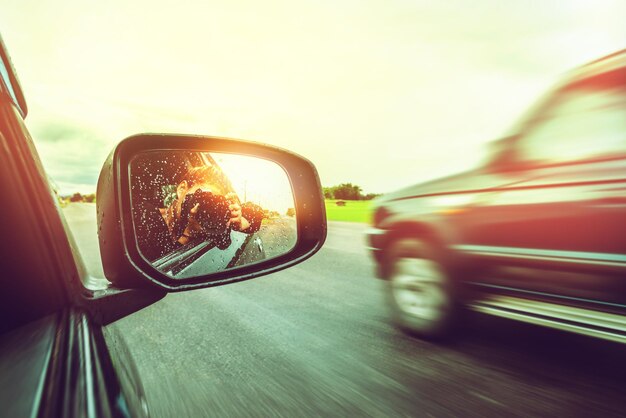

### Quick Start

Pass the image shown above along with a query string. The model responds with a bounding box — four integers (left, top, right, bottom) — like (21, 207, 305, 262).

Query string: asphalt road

(64, 203, 626, 418)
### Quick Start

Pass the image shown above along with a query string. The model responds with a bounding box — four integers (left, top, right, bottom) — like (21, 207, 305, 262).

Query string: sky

(2, 0, 625, 194)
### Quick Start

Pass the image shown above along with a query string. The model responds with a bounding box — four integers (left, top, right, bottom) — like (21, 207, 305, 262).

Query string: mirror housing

(97, 134, 326, 291)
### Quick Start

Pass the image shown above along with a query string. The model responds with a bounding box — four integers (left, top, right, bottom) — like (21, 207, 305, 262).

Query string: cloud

(29, 117, 111, 193)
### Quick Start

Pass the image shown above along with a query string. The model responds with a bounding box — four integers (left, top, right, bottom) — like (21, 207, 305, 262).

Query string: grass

(324, 199, 372, 223)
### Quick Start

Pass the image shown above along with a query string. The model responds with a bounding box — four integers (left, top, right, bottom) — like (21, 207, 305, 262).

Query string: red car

(368, 50, 626, 341)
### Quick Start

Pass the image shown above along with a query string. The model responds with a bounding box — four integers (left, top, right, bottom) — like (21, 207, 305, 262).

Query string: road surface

(63, 203, 626, 418)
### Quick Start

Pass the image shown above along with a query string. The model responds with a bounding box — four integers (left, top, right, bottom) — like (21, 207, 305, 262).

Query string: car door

(456, 65, 626, 304)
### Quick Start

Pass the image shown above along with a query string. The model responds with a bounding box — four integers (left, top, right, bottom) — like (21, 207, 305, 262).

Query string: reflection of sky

(212, 153, 294, 213)
(2, 1, 626, 194)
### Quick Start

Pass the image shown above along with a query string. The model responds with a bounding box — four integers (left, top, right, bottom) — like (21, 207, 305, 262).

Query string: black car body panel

(0, 315, 57, 417)
(0, 310, 149, 418)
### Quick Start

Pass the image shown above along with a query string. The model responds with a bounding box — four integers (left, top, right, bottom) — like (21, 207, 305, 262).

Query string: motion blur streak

(65, 203, 626, 418)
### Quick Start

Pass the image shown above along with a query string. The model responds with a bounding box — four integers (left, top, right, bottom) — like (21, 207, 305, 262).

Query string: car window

(515, 69, 626, 166)
(0, 55, 19, 108)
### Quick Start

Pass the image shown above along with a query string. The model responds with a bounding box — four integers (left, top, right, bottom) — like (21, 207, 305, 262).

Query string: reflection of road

(257, 216, 297, 258)
(64, 203, 626, 418)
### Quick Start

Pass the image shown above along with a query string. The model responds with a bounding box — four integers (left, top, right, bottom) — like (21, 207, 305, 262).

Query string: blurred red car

(368, 50, 626, 341)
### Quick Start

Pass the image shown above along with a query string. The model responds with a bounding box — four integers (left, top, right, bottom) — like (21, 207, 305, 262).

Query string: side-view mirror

(97, 134, 326, 291)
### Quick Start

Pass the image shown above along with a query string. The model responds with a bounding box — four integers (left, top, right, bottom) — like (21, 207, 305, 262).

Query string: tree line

(63, 186, 379, 204)
(323, 183, 381, 201)
(66, 192, 96, 203)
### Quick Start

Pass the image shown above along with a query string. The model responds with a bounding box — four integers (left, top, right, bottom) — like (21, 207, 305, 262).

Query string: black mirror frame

(97, 133, 326, 291)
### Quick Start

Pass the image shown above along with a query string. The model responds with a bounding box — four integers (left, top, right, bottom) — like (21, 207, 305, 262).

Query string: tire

(384, 237, 459, 340)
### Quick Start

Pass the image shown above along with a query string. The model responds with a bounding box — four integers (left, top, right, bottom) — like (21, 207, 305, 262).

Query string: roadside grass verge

(324, 199, 372, 223)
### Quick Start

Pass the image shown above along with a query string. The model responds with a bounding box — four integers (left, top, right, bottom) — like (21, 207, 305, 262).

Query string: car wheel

(384, 238, 459, 340)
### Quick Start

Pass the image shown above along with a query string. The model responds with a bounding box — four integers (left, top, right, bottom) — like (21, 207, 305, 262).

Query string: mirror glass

(130, 151, 297, 279)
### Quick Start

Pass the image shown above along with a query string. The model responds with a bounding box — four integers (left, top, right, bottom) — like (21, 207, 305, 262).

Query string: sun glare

(210, 153, 295, 215)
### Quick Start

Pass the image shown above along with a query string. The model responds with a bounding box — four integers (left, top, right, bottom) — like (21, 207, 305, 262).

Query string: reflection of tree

(66, 192, 96, 203)
(286, 208, 295, 217)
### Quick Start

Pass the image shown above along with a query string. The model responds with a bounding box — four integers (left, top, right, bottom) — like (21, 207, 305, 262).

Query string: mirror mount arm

(79, 286, 166, 326)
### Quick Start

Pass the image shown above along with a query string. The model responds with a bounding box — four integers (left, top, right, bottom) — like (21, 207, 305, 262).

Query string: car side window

(515, 69, 626, 166)
(0, 56, 19, 107)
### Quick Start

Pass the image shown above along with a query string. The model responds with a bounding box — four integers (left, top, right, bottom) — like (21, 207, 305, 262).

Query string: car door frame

(0, 39, 159, 418)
